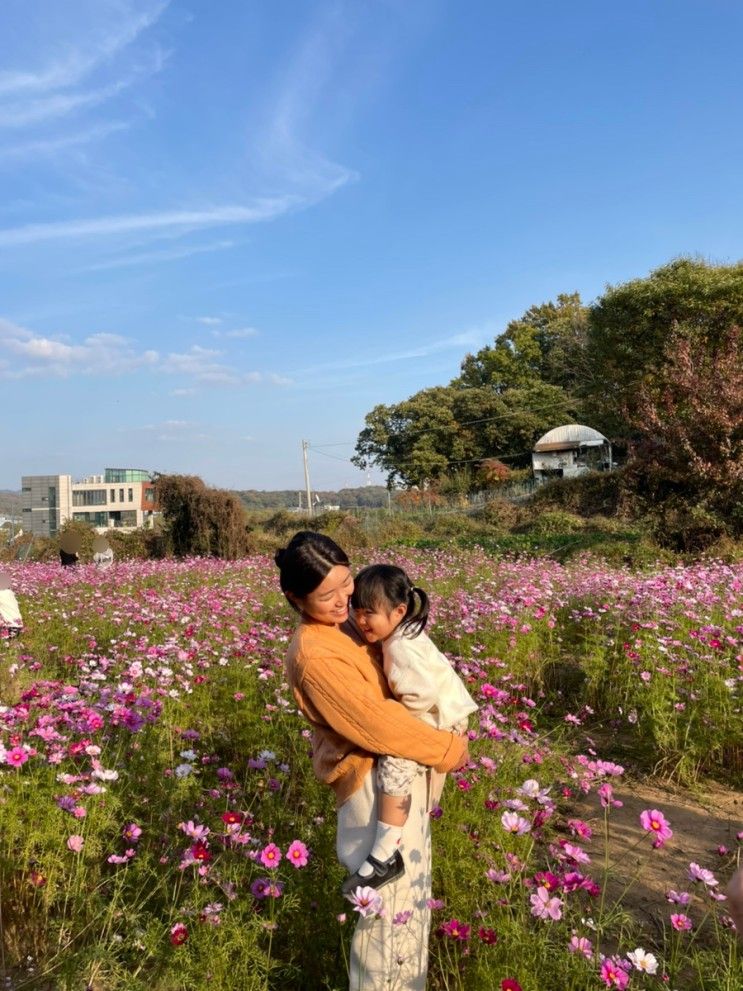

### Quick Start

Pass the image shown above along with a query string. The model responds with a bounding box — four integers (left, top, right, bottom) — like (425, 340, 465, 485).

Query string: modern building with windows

(21, 469, 158, 536)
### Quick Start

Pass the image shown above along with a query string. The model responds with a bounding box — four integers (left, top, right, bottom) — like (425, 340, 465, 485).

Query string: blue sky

(2, 0, 742, 491)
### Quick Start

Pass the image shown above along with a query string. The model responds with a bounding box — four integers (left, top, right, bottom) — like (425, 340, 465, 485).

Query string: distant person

(0, 572, 23, 639)
(92, 536, 113, 568)
(59, 548, 79, 567)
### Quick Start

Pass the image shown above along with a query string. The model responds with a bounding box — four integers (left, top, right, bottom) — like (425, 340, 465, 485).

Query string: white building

(532, 424, 613, 485)
(21, 469, 158, 536)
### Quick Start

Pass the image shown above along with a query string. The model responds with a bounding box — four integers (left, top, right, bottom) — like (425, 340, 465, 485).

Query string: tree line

(352, 259, 742, 548)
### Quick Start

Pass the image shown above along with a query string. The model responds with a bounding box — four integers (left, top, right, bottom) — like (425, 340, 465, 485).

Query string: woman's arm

(300, 656, 467, 773)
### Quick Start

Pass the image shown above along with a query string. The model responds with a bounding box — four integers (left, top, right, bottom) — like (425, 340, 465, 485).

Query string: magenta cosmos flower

(640, 809, 673, 847)
(600, 956, 629, 988)
(259, 842, 282, 869)
(285, 840, 309, 868)
(671, 913, 693, 931)
(501, 980, 523, 991)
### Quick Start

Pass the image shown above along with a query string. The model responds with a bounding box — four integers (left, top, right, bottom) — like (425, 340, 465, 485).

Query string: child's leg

(341, 757, 419, 892)
(360, 757, 419, 872)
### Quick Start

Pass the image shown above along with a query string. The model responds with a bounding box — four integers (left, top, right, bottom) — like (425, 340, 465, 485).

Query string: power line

(310, 397, 577, 449)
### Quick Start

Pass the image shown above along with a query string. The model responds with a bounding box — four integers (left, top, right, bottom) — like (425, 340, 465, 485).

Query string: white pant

(336, 767, 437, 990)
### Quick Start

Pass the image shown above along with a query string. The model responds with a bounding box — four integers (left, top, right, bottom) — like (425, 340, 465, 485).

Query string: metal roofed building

(531, 424, 613, 485)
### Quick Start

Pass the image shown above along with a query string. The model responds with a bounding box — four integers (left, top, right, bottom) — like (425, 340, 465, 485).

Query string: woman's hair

(274, 531, 350, 610)
(351, 564, 429, 638)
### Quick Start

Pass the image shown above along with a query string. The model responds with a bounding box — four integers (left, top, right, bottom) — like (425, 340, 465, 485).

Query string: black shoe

(342, 849, 405, 897)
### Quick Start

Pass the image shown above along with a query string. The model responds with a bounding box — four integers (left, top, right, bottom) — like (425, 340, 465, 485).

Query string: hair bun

(274, 547, 286, 568)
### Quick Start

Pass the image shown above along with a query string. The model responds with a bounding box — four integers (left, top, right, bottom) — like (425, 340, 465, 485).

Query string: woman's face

(295, 565, 354, 625)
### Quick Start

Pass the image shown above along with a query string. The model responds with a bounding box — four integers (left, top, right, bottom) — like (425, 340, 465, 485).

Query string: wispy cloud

(79, 239, 235, 272)
(253, 5, 359, 203)
(212, 326, 259, 339)
(0, 2, 170, 129)
(0, 317, 158, 378)
(196, 316, 223, 326)
(0, 199, 297, 247)
(0, 1, 170, 97)
(290, 328, 493, 377)
(0, 120, 130, 164)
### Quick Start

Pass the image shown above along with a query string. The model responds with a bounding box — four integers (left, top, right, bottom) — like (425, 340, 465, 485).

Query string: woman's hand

(450, 739, 470, 771)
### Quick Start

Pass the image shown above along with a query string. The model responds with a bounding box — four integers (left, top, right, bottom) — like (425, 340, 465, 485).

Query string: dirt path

(572, 779, 742, 932)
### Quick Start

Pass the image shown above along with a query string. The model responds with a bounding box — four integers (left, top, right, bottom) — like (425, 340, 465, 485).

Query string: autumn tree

(620, 323, 743, 548)
(154, 474, 248, 559)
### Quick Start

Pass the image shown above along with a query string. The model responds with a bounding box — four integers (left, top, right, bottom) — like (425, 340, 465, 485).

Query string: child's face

(353, 600, 407, 643)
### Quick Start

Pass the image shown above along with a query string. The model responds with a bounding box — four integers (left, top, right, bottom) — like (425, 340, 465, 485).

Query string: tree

(584, 258, 743, 437)
(352, 381, 574, 488)
(458, 293, 589, 395)
(619, 323, 743, 548)
(154, 474, 248, 559)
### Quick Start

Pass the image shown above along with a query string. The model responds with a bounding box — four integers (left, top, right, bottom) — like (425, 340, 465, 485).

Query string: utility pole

(302, 440, 313, 518)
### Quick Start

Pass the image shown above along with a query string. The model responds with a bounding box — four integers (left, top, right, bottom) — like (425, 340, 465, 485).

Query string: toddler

(342, 564, 477, 895)
(0, 571, 23, 639)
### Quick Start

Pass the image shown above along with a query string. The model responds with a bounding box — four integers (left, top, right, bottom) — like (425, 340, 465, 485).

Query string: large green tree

(352, 381, 573, 487)
(458, 293, 589, 395)
(584, 258, 743, 436)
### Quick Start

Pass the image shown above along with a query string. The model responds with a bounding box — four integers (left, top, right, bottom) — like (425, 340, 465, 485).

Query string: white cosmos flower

(627, 948, 658, 974)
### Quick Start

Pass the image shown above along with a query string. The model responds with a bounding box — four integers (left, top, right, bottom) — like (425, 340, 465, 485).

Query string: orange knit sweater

(285, 618, 467, 807)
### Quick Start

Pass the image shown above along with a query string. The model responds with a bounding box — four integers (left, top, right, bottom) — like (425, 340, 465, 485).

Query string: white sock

(358, 821, 403, 877)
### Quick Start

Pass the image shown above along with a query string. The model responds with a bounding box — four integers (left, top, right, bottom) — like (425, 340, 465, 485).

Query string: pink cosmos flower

(67, 834, 84, 853)
(598, 782, 623, 809)
(666, 890, 690, 905)
(6, 746, 29, 767)
(640, 809, 673, 847)
(347, 885, 383, 918)
(123, 823, 142, 842)
(438, 918, 470, 940)
(568, 934, 593, 959)
(501, 811, 531, 835)
(688, 862, 718, 887)
(530, 886, 563, 920)
(671, 913, 693, 931)
(600, 956, 629, 988)
(259, 842, 282, 869)
(393, 910, 413, 925)
(286, 840, 309, 868)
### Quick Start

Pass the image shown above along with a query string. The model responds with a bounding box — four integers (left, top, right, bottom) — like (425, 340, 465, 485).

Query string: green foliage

(353, 381, 574, 488)
(457, 292, 589, 396)
(584, 257, 743, 437)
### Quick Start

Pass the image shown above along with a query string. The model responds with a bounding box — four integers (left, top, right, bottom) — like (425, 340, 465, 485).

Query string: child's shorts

(377, 719, 468, 797)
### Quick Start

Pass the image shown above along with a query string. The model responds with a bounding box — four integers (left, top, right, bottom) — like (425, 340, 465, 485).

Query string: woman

(276, 531, 469, 991)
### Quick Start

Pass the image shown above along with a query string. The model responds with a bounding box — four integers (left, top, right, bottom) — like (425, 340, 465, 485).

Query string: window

(22, 486, 31, 492)
(128, 488, 133, 502)
(110, 488, 115, 502)
(72, 489, 107, 506)
(143, 486, 155, 504)
(119, 488, 124, 502)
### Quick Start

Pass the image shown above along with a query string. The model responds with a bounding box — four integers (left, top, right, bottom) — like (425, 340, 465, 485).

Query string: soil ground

(572, 778, 742, 935)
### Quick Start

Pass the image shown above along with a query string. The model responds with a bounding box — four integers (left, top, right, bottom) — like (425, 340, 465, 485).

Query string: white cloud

(196, 316, 223, 326)
(290, 328, 493, 377)
(0, 120, 130, 164)
(0, 199, 298, 247)
(0, 3, 170, 128)
(79, 239, 235, 272)
(212, 326, 259, 339)
(0, 1, 170, 97)
(0, 317, 159, 378)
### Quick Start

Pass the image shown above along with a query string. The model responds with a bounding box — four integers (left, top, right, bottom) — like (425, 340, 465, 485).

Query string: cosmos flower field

(0, 548, 741, 990)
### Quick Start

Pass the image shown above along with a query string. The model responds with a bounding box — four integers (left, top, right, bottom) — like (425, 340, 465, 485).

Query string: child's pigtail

(400, 583, 429, 638)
